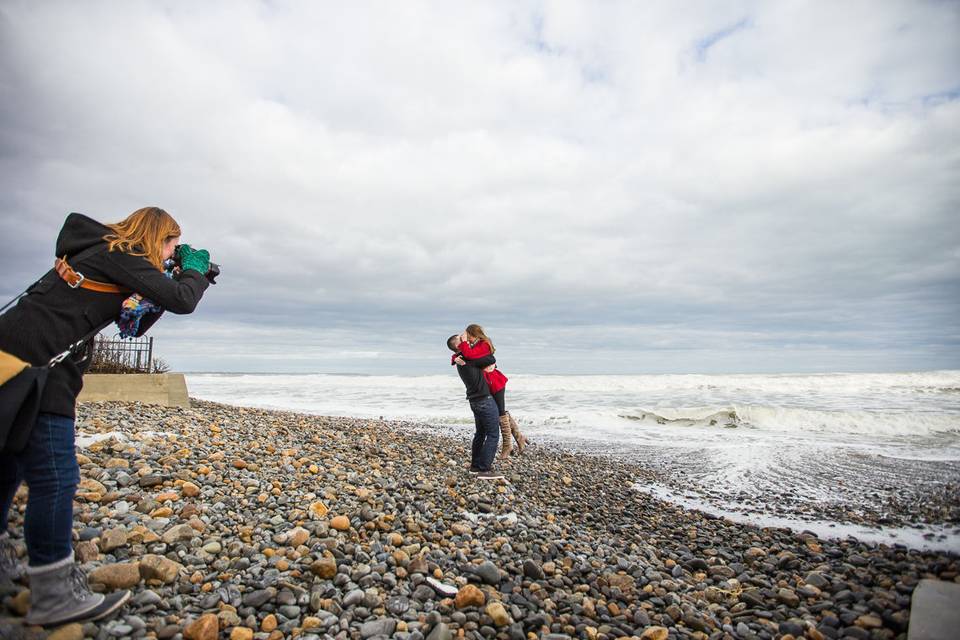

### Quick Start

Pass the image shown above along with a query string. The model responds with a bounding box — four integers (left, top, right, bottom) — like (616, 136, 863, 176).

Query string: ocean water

(186, 370, 960, 550)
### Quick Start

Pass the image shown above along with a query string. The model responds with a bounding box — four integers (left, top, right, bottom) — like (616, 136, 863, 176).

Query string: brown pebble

(184, 613, 218, 640)
(261, 614, 278, 632)
(48, 624, 84, 640)
(89, 562, 141, 589)
(10, 589, 31, 616)
(454, 584, 485, 608)
(229, 627, 254, 640)
(640, 627, 669, 640)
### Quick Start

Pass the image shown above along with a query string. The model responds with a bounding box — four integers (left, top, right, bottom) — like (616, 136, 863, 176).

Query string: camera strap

(54, 255, 128, 294)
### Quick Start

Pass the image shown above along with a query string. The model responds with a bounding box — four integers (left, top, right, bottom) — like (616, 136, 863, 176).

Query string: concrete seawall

(78, 373, 190, 407)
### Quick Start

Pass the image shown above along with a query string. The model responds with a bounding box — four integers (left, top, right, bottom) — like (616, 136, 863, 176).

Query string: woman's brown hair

(103, 207, 181, 271)
(465, 324, 495, 354)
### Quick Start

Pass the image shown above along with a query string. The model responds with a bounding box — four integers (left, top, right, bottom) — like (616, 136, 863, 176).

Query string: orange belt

(54, 256, 128, 294)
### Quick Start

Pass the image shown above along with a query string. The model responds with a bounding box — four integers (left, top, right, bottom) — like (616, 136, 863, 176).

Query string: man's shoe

(477, 470, 504, 480)
(468, 466, 481, 474)
(25, 556, 130, 626)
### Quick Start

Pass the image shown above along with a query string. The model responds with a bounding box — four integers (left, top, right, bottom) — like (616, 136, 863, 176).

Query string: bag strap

(0, 287, 29, 315)
(46, 323, 106, 369)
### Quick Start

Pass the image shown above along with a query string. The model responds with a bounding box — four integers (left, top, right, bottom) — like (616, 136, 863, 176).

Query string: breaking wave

(615, 405, 960, 436)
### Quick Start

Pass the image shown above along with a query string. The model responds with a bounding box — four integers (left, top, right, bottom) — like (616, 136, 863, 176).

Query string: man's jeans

(469, 395, 500, 471)
(0, 413, 79, 566)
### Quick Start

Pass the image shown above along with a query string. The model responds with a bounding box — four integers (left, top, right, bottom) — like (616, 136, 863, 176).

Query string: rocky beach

(2, 400, 957, 640)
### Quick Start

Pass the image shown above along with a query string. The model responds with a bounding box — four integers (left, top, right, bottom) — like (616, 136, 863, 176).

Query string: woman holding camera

(0, 207, 212, 626)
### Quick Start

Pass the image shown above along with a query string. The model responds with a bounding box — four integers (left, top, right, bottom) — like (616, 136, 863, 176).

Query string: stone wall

(78, 373, 190, 407)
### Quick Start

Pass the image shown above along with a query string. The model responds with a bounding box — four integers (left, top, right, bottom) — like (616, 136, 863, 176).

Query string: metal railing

(89, 334, 154, 373)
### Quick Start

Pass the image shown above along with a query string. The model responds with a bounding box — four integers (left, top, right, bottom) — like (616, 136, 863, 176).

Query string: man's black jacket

(0, 213, 209, 418)
(455, 353, 496, 400)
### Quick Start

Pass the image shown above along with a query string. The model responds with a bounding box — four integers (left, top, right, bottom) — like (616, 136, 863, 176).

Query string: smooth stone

(522, 560, 545, 580)
(78, 527, 102, 542)
(387, 596, 411, 615)
(780, 621, 805, 637)
(474, 561, 500, 585)
(89, 563, 141, 589)
(243, 587, 276, 608)
(48, 624, 84, 640)
(361, 618, 397, 638)
(426, 622, 452, 640)
(413, 584, 436, 601)
(126, 615, 146, 630)
(805, 572, 830, 589)
(279, 605, 301, 619)
(133, 589, 163, 606)
(343, 589, 365, 607)
(909, 580, 960, 640)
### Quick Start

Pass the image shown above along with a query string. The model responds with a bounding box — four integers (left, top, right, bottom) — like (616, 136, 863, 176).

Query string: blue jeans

(469, 395, 500, 471)
(0, 413, 79, 566)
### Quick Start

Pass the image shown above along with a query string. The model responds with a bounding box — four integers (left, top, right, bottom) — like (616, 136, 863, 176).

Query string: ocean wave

(614, 405, 960, 436)
(185, 372, 960, 439)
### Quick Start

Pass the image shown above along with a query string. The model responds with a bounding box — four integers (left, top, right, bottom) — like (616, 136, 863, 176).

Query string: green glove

(177, 244, 211, 275)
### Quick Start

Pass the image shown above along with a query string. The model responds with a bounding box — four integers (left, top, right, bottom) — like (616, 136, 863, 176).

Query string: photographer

(0, 207, 212, 626)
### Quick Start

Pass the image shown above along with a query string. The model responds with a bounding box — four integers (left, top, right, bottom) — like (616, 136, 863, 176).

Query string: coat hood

(55, 213, 112, 258)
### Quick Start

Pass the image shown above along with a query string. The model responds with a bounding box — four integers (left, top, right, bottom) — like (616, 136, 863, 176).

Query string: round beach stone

(184, 614, 218, 640)
(486, 602, 511, 626)
(47, 623, 84, 640)
(639, 627, 669, 640)
(474, 561, 501, 585)
(139, 554, 182, 583)
(161, 523, 196, 544)
(89, 562, 140, 589)
(454, 585, 485, 609)
(100, 528, 128, 552)
(361, 618, 397, 638)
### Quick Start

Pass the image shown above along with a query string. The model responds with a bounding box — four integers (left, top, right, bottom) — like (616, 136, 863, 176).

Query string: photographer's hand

(177, 244, 211, 275)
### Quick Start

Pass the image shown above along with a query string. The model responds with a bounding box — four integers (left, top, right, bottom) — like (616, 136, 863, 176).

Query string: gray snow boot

(0, 533, 23, 590)
(25, 556, 130, 626)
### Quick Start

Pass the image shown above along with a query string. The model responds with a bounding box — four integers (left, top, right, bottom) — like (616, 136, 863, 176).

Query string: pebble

(474, 560, 501, 585)
(361, 618, 397, 638)
(89, 562, 141, 589)
(47, 624, 84, 640)
(454, 584, 486, 608)
(184, 614, 218, 640)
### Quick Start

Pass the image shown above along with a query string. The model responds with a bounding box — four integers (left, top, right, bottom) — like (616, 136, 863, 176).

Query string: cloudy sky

(1, 1, 957, 374)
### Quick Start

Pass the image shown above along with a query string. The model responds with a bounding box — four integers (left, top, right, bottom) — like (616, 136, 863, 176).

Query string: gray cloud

(1, 0, 958, 374)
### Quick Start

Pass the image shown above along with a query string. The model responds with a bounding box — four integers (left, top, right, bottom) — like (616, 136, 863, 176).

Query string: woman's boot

(498, 414, 513, 459)
(25, 556, 130, 626)
(507, 412, 528, 454)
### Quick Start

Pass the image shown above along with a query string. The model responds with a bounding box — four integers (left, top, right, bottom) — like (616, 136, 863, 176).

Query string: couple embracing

(447, 324, 528, 480)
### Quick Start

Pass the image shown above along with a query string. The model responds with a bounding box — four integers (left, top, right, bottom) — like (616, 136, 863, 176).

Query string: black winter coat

(0, 213, 209, 418)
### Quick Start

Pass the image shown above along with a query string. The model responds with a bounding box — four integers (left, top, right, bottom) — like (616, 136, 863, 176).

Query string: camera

(164, 249, 221, 284)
